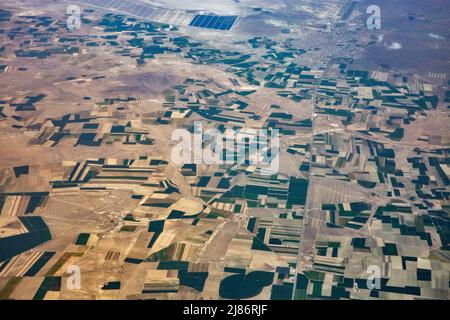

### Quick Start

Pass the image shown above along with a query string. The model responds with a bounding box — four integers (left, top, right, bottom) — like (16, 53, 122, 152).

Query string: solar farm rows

(69, 0, 238, 30)
(189, 15, 239, 31)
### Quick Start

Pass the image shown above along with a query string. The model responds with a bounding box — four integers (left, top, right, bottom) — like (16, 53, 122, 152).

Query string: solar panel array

(68, 0, 239, 31)
(189, 15, 238, 31)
